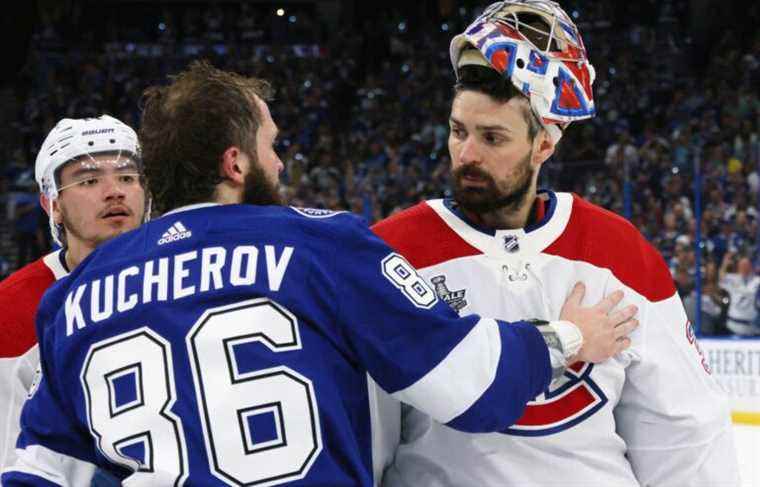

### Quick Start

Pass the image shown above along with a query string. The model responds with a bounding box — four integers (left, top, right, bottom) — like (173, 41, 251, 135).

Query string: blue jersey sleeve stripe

(0, 471, 63, 487)
(390, 318, 501, 423)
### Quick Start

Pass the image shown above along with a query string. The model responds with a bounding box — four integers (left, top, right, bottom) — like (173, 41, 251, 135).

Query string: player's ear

(532, 129, 555, 167)
(39, 194, 50, 217)
(41, 194, 63, 225)
(220, 146, 247, 184)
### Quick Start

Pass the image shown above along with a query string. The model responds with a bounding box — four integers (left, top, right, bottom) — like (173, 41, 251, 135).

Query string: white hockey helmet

(35, 114, 141, 199)
(450, 0, 596, 143)
(34, 115, 147, 245)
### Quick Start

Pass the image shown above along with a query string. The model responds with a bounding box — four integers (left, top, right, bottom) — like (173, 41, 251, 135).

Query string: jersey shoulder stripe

(371, 202, 482, 270)
(545, 194, 675, 302)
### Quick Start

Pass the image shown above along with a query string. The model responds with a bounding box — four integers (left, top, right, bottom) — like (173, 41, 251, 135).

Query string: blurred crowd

(1, 1, 758, 334)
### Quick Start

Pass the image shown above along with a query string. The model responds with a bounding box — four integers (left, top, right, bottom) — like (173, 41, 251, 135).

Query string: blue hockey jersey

(2, 203, 551, 486)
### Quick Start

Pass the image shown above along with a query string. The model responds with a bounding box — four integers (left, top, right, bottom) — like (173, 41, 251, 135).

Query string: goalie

(373, 1, 740, 485)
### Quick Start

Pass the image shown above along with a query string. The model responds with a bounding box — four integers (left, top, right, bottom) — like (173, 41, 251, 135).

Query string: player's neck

(462, 190, 537, 231)
(214, 181, 245, 205)
(64, 240, 95, 270)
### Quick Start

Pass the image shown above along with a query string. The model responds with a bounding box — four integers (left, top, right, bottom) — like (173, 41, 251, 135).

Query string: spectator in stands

(684, 261, 732, 336)
(604, 126, 638, 172)
(720, 251, 760, 335)
(701, 261, 731, 335)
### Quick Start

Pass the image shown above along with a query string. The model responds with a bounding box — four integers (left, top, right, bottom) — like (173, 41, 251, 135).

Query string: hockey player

(0, 115, 148, 483)
(374, 2, 740, 486)
(2, 61, 637, 486)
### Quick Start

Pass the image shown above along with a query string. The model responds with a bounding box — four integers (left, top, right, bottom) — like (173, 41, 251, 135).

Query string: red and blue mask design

(450, 0, 596, 142)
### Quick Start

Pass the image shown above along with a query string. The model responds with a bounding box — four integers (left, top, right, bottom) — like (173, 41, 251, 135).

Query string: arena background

(0, 0, 758, 484)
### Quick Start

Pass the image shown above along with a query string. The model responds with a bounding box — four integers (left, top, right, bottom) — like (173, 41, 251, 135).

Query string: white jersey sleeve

(0, 346, 38, 470)
(615, 291, 740, 486)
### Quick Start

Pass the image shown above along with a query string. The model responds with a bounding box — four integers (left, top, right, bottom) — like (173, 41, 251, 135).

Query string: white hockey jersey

(372, 191, 739, 487)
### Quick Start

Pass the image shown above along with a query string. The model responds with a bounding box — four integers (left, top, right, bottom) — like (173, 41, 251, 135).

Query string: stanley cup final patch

(430, 275, 467, 312)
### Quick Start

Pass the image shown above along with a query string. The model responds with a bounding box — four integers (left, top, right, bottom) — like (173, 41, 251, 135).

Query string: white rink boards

(736, 424, 759, 487)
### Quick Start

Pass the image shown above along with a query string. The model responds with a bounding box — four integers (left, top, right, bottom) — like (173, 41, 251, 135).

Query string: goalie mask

(34, 115, 150, 246)
(450, 0, 596, 143)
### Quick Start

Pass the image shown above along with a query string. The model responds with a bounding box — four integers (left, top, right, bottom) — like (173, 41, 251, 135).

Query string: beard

(242, 161, 283, 206)
(452, 151, 534, 214)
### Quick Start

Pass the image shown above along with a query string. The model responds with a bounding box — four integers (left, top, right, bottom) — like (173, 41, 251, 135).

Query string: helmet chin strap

(143, 197, 153, 223)
(47, 197, 63, 248)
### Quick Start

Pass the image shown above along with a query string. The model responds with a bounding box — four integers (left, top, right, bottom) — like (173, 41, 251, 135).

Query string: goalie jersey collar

(433, 190, 572, 257)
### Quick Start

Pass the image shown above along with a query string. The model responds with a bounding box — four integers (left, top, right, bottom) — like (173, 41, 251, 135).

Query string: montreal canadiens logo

(504, 362, 607, 436)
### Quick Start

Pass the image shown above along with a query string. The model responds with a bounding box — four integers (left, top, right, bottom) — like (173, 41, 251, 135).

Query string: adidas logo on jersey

(158, 221, 192, 245)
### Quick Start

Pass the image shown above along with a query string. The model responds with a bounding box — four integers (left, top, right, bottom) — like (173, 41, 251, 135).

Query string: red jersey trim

(0, 258, 57, 358)
(515, 385, 596, 426)
(372, 203, 482, 269)
(544, 194, 676, 302)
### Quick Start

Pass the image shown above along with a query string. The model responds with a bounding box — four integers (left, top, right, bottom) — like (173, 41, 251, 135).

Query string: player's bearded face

(448, 90, 538, 215)
(452, 150, 534, 214)
(242, 159, 283, 206)
(244, 96, 284, 206)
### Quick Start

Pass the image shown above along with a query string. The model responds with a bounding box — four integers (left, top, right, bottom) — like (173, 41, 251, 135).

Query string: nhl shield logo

(503, 235, 520, 253)
(430, 275, 467, 312)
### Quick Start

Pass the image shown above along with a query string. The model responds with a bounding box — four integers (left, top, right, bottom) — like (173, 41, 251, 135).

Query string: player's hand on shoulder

(560, 282, 638, 364)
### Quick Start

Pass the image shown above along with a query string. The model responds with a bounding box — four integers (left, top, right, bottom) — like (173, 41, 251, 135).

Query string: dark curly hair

(454, 57, 543, 142)
(139, 60, 273, 214)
